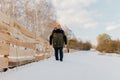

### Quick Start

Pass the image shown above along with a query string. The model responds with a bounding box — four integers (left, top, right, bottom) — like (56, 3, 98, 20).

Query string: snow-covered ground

(1, 51, 120, 80)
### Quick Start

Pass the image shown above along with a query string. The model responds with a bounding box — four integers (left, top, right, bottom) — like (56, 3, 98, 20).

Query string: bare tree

(0, 0, 56, 40)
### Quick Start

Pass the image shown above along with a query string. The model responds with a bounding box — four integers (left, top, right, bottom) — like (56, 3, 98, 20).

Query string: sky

(51, 0, 120, 45)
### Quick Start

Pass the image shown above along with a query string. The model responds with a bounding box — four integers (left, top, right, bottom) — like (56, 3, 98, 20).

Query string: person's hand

(64, 45, 67, 48)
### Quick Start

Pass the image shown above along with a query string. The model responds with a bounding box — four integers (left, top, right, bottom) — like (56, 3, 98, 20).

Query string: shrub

(96, 40, 120, 53)
(67, 39, 92, 50)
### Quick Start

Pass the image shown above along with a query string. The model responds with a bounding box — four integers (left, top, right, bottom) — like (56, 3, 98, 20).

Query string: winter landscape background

(0, 0, 120, 80)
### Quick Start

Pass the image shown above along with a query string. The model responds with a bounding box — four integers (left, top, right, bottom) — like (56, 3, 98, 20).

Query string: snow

(1, 51, 120, 80)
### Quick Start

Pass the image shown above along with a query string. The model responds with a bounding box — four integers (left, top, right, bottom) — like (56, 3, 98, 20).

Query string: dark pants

(54, 47, 63, 61)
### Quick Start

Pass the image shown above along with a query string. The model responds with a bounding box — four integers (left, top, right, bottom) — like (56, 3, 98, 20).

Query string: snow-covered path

(1, 51, 120, 80)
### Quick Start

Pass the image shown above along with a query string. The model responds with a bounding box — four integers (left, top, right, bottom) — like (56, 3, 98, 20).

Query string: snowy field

(1, 51, 120, 80)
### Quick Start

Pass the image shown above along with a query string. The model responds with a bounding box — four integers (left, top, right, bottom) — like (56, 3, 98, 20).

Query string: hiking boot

(56, 59, 59, 61)
(60, 59, 63, 62)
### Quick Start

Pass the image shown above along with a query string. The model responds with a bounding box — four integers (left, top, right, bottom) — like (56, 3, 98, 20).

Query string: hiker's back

(52, 29, 64, 48)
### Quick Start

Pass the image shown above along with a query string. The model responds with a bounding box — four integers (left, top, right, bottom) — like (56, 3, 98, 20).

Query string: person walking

(50, 23, 67, 61)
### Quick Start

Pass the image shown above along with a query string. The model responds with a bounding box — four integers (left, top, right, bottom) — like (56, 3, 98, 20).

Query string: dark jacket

(50, 28, 67, 48)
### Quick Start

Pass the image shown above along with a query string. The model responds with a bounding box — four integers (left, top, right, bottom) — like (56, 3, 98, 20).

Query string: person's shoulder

(52, 28, 56, 32)
(60, 29, 64, 33)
